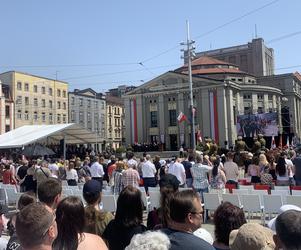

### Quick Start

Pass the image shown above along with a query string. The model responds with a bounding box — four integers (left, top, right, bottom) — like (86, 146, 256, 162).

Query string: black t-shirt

(182, 160, 192, 179)
(17, 165, 28, 180)
(161, 228, 215, 250)
(102, 219, 147, 250)
(6, 233, 21, 250)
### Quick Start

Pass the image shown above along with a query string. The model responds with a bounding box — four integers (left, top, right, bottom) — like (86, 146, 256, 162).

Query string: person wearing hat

(0, 204, 9, 249)
(229, 223, 275, 250)
(83, 179, 114, 237)
(147, 174, 180, 230)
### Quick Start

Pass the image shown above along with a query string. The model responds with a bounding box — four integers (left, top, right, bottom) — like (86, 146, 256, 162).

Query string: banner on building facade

(236, 112, 278, 137)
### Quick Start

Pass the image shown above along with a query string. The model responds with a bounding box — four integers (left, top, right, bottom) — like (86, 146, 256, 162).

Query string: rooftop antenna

(255, 24, 258, 38)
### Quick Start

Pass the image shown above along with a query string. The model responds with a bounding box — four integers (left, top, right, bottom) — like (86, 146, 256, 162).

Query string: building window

(57, 101, 61, 109)
(63, 114, 66, 123)
(25, 97, 29, 105)
(42, 112, 46, 122)
(244, 106, 251, 115)
(79, 98, 83, 106)
(63, 102, 66, 110)
(25, 111, 29, 120)
(101, 102, 104, 109)
(5, 125, 10, 132)
(233, 106, 237, 125)
(42, 99, 46, 108)
(258, 94, 264, 100)
(24, 83, 29, 91)
(17, 110, 22, 119)
(71, 111, 75, 122)
(57, 89, 61, 97)
(49, 88, 53, 96)
(41, 87, 46, 94)
(79, 112, 83, 123)
(34, 85, 38, 93)
(87, 100, 91, 107)
(33, 112, 38, 121)
(17, 82, 22, 90)
(34, 98, 38, 106)
(71, 97, 75, 105)
(258, 107, 263, 114)
(87, 112, 91, 122)
(5, 106, 10, 118)
(150, 111, 158, 127)
(49, 113, 53, 123)
(109, 106, 112, 114)
(63, 90, 66, 98)
(169, 110, 177, 126)
(49, 100, 53, 108)
(16, 96, 22, 105)
(57, 114, 61, 123)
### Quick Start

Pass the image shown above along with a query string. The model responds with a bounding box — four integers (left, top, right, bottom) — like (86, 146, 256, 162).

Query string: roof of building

(106, 95, 124, 105)
(294, 72, 301, 82)
(182, 67, 246, 75)
(0, 71, 68, 84)
(175, 56, 250, 76)
(0, 124, 99, 148)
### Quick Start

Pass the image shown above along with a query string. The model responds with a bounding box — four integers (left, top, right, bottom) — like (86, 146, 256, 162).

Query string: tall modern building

(0, 71, 68, 129)
(195, 38, 274, 77)
(68, 88, 106, 151)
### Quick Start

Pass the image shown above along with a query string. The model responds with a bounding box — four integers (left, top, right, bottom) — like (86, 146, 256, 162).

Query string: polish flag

(271, 135, 276, 149)
(177, 112, 187, 123)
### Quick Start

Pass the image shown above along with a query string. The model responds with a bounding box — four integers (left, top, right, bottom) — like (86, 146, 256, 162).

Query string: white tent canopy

(0, 124, 99, 149)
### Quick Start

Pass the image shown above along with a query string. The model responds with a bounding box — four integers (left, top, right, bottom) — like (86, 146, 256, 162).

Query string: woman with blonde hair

(259, 153, 269, 173)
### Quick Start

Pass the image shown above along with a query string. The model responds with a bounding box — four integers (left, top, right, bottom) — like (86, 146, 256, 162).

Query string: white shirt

(90, 162, 104, 177)
(127, 158, 138, 168)
(142, 160, 156, 178)
(168, 161, 186, 185)
(66, 169, 78, 181)
(0, 237, 8, 250)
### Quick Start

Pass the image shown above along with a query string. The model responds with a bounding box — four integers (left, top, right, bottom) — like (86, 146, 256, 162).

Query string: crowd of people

(0, 144, 300, 249)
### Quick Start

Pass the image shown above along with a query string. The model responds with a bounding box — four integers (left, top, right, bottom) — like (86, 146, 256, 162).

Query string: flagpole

(186, 20, 196, 151)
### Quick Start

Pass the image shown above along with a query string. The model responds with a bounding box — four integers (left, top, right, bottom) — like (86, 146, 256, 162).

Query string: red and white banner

(177, 112, 187, 123)
(271, 135, 276, 149)
(130, 98, 138, 143)
(209, 91, 219, 143)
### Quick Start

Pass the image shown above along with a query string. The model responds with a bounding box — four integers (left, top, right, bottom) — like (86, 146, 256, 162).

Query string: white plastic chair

(263, 195, 283, 221)
(62, 189, 73, 196)
(286, 195, 301, 207)
(101, 195, 116, 212)
(233, 189, 250, 199)
(271, 190, 290, 204)
(239, 185, 254, 191)
(148, 191, 160, 210)
(203, 193, 221, 223)
(241, 194, 264, 224)
(5, 188, 18, 206)
(292, 190, 301, 196)
(274, 186, 290, 191)
(148, 187, 160, 192)
(251, 190, 268, 205)
(222, 193, 243, 208)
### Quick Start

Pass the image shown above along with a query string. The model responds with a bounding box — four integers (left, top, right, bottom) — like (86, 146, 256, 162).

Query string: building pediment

(124, 71, 224, 97)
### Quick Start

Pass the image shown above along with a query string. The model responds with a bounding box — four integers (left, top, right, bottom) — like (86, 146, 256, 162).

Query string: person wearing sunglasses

(15, 203, 57, 250)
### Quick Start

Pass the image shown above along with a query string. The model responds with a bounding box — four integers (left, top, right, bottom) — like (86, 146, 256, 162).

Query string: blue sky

(0, 0, 300, 92)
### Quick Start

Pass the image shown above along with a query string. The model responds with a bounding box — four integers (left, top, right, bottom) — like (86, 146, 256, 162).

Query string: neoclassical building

(123, 56, 298, 150)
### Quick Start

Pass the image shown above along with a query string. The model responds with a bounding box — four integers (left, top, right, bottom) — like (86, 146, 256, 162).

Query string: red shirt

(3, 170, 13, 184)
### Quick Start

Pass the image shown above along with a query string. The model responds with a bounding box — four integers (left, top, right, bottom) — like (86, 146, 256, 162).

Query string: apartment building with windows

(68, 88, 106, 151)
(0, 80, 14, 134)
(106, 95, 124, 149)
(0, 71, 68, 129)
